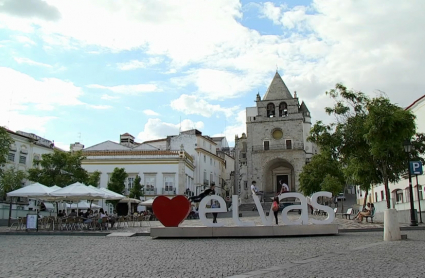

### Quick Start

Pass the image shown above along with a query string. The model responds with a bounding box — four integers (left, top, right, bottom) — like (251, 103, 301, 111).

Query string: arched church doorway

(262, 158, 295, 193)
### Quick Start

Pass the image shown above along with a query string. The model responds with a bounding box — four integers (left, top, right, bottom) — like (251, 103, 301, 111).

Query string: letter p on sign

(410, 161, 423, 175)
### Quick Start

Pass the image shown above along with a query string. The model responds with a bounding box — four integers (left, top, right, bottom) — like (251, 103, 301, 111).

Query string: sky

(1, 0, 424, 151)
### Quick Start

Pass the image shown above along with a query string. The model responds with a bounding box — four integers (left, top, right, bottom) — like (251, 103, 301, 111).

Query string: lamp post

(404, 139, 418, 226)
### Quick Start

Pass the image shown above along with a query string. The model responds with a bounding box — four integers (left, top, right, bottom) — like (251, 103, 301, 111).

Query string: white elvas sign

(198, 191, 334, 227)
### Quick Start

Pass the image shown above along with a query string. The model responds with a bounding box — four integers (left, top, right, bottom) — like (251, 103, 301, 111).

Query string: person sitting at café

(97, 208, 108, 229)
(68, 209, 77, 217)
(109, 210, 117, 228)
(83, 209, 94, 228)
(57, 210, 65, 217)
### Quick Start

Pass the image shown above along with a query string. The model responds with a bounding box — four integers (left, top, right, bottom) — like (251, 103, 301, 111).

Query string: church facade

(234, 72, 318, 202)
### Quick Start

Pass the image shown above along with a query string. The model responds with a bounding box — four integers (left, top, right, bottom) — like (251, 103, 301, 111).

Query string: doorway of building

(276, 175, 289, 192)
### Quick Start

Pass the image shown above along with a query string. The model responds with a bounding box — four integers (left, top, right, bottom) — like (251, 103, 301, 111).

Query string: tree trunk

(384, 177, 391, 209)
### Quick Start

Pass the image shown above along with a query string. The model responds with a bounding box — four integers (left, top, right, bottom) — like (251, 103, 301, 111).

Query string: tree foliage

(308, 84, 425, 208)
(87, 171, 101, 187)
(0, 167, 27, 200)
(27, 150, 89, 187)
(0, 127, 13, 176)
(299, 151, 344, 196)
(129, 175, 144, 199)
(107, 167, 127, 195)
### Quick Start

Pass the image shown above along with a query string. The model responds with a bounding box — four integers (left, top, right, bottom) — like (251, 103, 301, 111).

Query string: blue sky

(0, 0, 424, 150)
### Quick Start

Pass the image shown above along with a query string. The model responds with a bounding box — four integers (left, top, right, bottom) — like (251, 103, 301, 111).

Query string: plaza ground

(1, 212, 424, 277)
(0, 230, 424, 277)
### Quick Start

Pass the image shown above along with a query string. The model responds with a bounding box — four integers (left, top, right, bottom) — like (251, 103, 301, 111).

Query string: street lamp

(404, 139, 418, 226)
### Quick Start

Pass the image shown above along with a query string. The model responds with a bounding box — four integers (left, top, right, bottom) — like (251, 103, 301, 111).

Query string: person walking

(272, 196, 280, 225)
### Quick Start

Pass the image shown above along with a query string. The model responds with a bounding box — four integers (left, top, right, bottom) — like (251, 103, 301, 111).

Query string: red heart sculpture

(152, 195, 191, 227)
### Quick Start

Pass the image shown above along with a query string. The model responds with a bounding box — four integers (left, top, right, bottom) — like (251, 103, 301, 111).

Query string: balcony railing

(162, 188, 176, 195)
(145, 187, 157, 195)
(252, 142, 304, 151)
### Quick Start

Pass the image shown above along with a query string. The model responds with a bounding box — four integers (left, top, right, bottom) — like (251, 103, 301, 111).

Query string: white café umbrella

(98, 188, 125, 200)
(7, 182, 53, 198)
(66, 201, 101, 210)
(50, 182, 107, 201)
(140, 198, 156, 206)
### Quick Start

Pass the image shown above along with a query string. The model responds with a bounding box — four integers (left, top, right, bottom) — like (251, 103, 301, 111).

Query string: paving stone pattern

(1, 231, 425, 278)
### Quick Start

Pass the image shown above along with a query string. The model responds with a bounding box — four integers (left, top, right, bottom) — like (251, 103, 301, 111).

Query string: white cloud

(117, 60, 146, 71)
(53, 141, 70, 151)
(137, 118, 204, 142)
(170, 94, 238, 118)
(174, 69, 266, 100)
(0, 67, 103, 132)
(87, 83, 160, 94)
(143, 109, 159, 116)
(13, 35, 36, 45)
(224, 109, 246, 146)
(100, 94, 120, 100)
(117, 57, 163, 71)
(87, 104, 112, 110)
(14, 57, 52, 68)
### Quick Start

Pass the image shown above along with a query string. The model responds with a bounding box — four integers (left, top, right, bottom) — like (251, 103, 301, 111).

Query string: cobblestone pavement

(0, 230, 424, 277)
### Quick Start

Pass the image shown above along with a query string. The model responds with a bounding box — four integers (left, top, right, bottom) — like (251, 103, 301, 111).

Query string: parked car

(336, 193, 346, 201)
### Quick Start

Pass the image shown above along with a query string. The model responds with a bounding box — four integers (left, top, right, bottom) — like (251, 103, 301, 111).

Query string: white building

(3, 130, 57, 185)
(1, 129, 58, 212)
(76, 130, 234, 201)
(356, 95, 425, 223)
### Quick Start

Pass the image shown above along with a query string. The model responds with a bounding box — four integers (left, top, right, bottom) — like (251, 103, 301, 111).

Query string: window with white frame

(164, 175, 175, 193)
(127, 177, 135, 191)
(19, 155, 26, 164)
(8, 152, 15, 162)
(145, 175, 156, 194)
(210, 157, 212, 165)
(204, 155, 206, 163)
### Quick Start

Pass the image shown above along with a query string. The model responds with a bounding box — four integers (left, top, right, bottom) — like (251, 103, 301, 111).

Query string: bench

(365, 208, 375, 223)
(342, 208, 353, 219)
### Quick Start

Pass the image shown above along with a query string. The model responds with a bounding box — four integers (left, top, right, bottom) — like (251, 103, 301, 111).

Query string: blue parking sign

(410, 161, 423, 175)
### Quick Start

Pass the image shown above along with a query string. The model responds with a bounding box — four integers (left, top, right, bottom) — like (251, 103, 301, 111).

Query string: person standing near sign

(251, 181, 264, 202)
(272, 196, 280, 225)
(279, 180, 289, 195)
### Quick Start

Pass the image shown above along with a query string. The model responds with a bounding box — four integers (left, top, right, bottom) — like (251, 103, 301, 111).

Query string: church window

(272, 129, 283, 140)
(244, 181, 248, 190)
(279, 102, 288, 117)
(264, 141, 270, 150)
(267, 103, 275, 117)
(286, 140, 292, 149)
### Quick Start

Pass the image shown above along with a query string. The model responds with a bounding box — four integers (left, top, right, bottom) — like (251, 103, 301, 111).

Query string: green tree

(299, 151, 344, 196)
(129, 175, 144, 199)
(107, 167, 127, 195)
(107, 167, 128, 208)
(309, 84, 425, 209)
(321, 174, 343, 196)
(0, 127, 13, 176)
(0, 167, 27, 200)
(0, 167, 27, 226)
(27, 149, 89, 187)
(87, 171, 101, 187)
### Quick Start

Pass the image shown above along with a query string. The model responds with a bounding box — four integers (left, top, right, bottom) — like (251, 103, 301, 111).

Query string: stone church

(234, 72, 318, 202)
